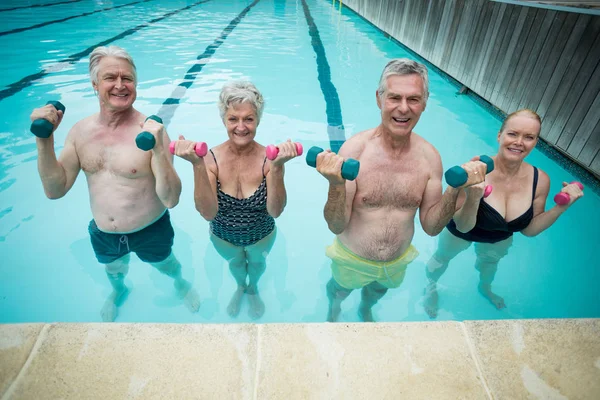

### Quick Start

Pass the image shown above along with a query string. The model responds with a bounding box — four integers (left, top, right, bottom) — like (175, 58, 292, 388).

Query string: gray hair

(218, 81, 265, 123)
(89, 46, 137, 85)
(377, 58, 429, 102)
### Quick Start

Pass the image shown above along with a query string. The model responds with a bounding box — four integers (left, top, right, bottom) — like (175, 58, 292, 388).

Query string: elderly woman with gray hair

(172, 81, 299, 319)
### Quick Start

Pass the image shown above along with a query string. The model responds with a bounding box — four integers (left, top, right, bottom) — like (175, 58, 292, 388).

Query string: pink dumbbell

(483, 184, 493, 198)
(169, 141, 208, 158)
(554, 181, 583, 205)
(266, 142, 303, 161)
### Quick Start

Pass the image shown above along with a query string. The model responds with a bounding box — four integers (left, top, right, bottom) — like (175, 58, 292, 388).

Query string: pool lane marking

(0, 0, 83, 13)
(301, 0, 346, 153)
(0, 0, 157, 37)
(156, 0, 261, 127)
(0, 0, 211, 102)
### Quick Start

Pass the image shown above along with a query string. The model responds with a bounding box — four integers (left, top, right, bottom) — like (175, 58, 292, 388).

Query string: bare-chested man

(30, 45, 200, 322)
(317, 58, 486, 322)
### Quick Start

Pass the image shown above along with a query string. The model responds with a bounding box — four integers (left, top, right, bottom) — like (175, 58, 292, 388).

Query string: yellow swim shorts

(326, 238, 419, 290)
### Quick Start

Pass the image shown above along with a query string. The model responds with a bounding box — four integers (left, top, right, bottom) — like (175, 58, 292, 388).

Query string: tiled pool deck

(1, 319, 598, 399)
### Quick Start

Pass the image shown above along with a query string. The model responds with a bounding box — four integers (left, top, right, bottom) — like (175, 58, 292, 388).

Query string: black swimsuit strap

(531, 166, 539, 201)
(262, 156, 267, 178)
(209, 149, 219, 180)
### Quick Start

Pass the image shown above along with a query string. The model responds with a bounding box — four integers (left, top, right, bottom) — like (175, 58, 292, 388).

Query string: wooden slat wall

(343, 0, 600, 177)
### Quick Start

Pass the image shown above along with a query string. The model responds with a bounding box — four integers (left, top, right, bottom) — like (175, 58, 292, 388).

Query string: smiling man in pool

(315, 58, 487, 322)
(29, 45, 200, 322)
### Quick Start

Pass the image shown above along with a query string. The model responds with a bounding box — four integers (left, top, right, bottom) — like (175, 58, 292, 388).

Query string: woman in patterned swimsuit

(172, 81, 299, 319)
(423, 109, 583, 317)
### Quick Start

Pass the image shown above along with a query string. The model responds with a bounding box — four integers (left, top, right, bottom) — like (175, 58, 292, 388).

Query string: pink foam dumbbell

(266, 142, 303, 161)
(483, 184, 493, 198)
(554, 181, 583, 205)
(169, 141, 208, 158)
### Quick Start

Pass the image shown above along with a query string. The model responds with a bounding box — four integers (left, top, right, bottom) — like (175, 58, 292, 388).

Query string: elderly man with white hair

(29, 45, 200, 322)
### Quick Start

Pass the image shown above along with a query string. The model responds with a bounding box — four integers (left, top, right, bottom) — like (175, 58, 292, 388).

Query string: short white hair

(89, 46, 137, 85)
(218, 81, 265, 123)
(377, 58, 429, 103)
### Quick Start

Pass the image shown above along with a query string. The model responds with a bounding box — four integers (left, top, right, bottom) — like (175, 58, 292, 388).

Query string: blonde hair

(500, 109, 541, 134)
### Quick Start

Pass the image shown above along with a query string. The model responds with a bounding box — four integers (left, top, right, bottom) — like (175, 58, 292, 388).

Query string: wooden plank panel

(404, 0, 419, 50)
(419, 0, 436, 59)
(491, 6, 537, 108)
(578, 117, 600, 167)
(379, 0, 388, 33)
(521, 12, 576, 115)
(537, 14, 592, 120)
(552, 60, 600, 151)
(456, 0, 486, 83)
(471, 3, 504, 94)
(421, 0, 446, 61)
(446, 0, 475, 76)
(389, 0, 405, 41)
(490, 6, 531, 106)
(541, 18, 600, 147)
(544, 36, 600, 145)
(516, 11, 568, 111)
(432, 0, 457, 66)
(590, 139, 600, 174)
(500, 7, 542, 112)
(452, 0, 482, 80)
(399, 0, 413, 45)
(409, 0, 426, 52)
(440, 0, 466, 71)
(507, 9, 557, 112)
(472, 3, 507, 95)
(567, 90, 600, 158)
(460, 1, 495, 86)
(482, 6, 518, 101)
(412, 0, 428, 53)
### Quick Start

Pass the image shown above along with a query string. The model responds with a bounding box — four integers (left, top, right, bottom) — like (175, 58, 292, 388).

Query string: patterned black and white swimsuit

(209, 149, 275, 247)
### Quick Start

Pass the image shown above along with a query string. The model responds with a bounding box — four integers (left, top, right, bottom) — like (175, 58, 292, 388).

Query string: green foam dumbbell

(30, 101, 66, 138)
(444, 155, 494, 188)
(306, 146, 360, 181)
(136, 115, 163, 151)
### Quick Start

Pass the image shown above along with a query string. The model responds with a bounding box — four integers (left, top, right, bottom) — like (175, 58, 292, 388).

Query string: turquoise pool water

(0, 0, 598, 323)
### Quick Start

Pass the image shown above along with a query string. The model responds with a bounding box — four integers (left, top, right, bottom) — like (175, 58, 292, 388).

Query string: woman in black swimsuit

(424, 109, 583, 317)
(172, 81, 300, 319)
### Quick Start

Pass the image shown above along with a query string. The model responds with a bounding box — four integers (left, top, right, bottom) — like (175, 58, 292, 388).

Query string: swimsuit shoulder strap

(531, 166, 539, 202)
(209, 149, 219, 178)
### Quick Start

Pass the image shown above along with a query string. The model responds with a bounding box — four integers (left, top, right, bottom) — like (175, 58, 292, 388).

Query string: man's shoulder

(411, 132, 440, 159)
(71, 114, 98, 131)
(339, 128, 374, 158)
(67, 114, 98, 140)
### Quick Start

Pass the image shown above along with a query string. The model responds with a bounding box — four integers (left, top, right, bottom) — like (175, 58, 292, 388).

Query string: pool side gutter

(1, 319, 598, 399)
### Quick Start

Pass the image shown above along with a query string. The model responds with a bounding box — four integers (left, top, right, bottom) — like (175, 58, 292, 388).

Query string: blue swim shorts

(88, 210, 174, 264)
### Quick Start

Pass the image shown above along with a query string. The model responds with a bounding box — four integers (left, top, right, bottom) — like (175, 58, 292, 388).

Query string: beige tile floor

(1, 320, 598, 399)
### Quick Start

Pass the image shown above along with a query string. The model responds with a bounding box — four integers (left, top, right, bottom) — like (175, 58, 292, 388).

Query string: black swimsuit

(209, 150, 275, 247)
(447, 167, 539, 244)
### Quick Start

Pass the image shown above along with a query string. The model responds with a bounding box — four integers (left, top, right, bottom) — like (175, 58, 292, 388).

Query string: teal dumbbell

(30, 101, 66, 138)
(135, 115, 163, 151)
(445, 155, 494, 188)
(306, 146, 360, 181)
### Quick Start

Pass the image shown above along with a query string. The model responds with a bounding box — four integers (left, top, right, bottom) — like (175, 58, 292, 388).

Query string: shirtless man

(30, 45, 200, 322)
(317, 58, 486, 322)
